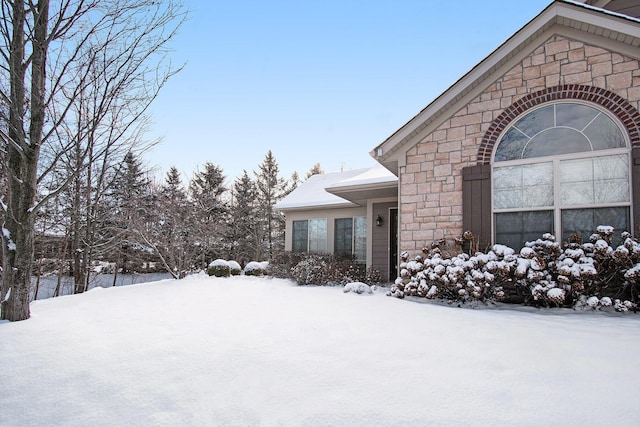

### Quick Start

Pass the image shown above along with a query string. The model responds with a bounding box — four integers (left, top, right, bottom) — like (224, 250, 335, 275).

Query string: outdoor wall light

(376, 214, 383, 227)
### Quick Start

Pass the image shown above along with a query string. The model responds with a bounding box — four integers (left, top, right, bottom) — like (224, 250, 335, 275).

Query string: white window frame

(491, 101, 632, 245)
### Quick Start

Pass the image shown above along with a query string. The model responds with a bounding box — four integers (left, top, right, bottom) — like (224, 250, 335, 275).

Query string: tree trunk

(1, 1, 47, 321)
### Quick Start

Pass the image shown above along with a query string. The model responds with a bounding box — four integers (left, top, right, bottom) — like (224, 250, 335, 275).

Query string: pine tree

(110, 152, 153, 275)
(156, 167, 195, 277)
(227, 171, 259, 264)
(189, 162, 228, 267)
(288, 171, 302, 193)
(255, 151, 287, 259)
(305, 163, 324, 179)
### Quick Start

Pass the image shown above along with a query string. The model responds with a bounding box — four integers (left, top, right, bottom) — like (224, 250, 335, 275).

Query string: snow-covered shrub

(207, 259, 230, 277)
(387, 247, 508, 303)
(267, 251, 307, 278)
(343, 282, 373, 295)
(290, 255, 329, 285)
(389, 227, 640, 311)
(269, 252, 384, 287)
(326, 254, 367, 285)
(243, 261, 264, 276)
(228, 261, 242, 276)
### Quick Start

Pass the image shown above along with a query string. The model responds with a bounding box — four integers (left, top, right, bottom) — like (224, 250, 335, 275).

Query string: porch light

(376, 214, 383, 227)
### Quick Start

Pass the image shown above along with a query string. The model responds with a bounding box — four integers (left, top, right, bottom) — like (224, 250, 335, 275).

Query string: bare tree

(0, 0, 186, 321)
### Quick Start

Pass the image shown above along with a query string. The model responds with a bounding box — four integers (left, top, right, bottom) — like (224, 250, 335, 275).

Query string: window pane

(495, 211, 554, 250)
(556, 103, 598, 130)
(308, 219, 327, 253)
(560, 155, 630, 205)
(561, 207, 630, 245)
(494, 128, 529, 162)
(353, 217, 367, 262)
(513, 105, 554, 137)
(584, 113, 626, 150)
(334, 218, 353, 256)
(292, 220, 308, 253)
(493, 163, 553, 209)
(524, 128, 590, 158)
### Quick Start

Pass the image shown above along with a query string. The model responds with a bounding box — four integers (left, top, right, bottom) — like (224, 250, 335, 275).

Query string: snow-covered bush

(387, 247, 508, 303)
(343, 282, 373, 295)
(389, 227, 639, 312)
(207, 259, 230, 277)
(269, 251, 383, 287)
(228, 261, 242, 276)
(267, 251, 307, 278)
(243, 261, 264, 276)
(290, 255, 329, 285)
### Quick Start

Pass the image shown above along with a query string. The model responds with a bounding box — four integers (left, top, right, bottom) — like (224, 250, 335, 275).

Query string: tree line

(35, 148, 313, 291)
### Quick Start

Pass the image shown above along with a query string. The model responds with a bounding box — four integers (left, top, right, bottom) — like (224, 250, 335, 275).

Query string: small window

(334, 217, 367, 261)
(292, 220, 308, 253)
(292, 219, 327, 253)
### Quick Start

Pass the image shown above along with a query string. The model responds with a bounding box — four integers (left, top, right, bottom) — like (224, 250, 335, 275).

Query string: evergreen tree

(156, 167, 196, 277)
(288, 171, 302, 193)
(227, 171, 259, 264)
(189, 162, 228, 266)
(305, 163, 324, 179)
(254, 151, 287, 259)
(110, 152, 153, 275)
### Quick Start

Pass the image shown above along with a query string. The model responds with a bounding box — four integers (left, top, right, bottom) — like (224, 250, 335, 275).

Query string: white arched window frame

(491, 101, 632, 249)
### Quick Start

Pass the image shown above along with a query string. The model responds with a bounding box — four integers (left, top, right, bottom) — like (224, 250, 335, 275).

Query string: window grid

(492, 100, 631, 247)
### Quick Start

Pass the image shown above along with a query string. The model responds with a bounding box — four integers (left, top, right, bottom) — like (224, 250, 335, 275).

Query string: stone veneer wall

(399, 35, 640, 254)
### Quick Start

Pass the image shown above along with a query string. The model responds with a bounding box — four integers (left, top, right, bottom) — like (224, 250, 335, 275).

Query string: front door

(389, 208, 398, 280)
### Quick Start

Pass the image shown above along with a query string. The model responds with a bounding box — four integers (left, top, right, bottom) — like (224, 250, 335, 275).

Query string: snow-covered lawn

(1, 275, 639, 426)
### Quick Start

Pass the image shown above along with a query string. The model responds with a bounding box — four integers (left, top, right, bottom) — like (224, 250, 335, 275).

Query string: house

(277, 0, 640, 281)
(275, 164, 398, 280)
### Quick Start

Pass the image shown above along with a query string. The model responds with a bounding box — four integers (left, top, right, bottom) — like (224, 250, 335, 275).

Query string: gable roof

(274, 165, 398, 211)
(370, 0, 640, 174)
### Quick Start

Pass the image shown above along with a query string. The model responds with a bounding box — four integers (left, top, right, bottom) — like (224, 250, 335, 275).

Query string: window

(492, 102, 630, 249)
(334, 217, 367, 261)
(292, 219, 327, 253)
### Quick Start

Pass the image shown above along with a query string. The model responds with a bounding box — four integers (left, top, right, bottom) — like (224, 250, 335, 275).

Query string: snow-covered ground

(1, 274, 639, 426)
(30, 273, 174, 300)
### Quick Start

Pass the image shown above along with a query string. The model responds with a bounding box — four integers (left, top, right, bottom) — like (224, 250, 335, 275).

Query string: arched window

(492, 102, 631, 249)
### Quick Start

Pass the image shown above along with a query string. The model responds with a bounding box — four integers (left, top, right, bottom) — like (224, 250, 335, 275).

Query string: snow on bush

(207, 259, 230, 277)
(343, 282, 373, 295)
(244, 261, 264, 276)
(388, 227, 639, 312)
(290, 255, 328, 285)
(228, 261, 242, 276)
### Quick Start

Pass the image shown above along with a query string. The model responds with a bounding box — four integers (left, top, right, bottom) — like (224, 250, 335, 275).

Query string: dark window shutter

(462, 164, 492, 251)
(633, 148, 640, 237)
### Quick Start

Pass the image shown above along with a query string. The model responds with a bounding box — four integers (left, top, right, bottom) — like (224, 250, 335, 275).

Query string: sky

(147, 0, 553, 184)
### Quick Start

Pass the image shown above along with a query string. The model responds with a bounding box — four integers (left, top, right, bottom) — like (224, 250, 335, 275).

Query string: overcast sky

(147, 0, 552, 184)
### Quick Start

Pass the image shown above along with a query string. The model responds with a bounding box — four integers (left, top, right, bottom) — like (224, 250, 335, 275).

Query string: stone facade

(399, 35, 640, 254)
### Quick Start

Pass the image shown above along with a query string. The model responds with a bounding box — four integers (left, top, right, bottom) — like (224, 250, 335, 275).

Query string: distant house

(278, 0, 640, 280)
(275, 165, 398, 280)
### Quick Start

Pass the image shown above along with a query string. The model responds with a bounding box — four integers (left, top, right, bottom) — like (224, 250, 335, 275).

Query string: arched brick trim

(478, 85, 640, 164)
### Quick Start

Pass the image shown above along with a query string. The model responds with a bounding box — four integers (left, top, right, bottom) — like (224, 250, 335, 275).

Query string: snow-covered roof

(274, 169, 367, 211)
(326, 162, 397, 190)
(275, 165, 399, 211)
